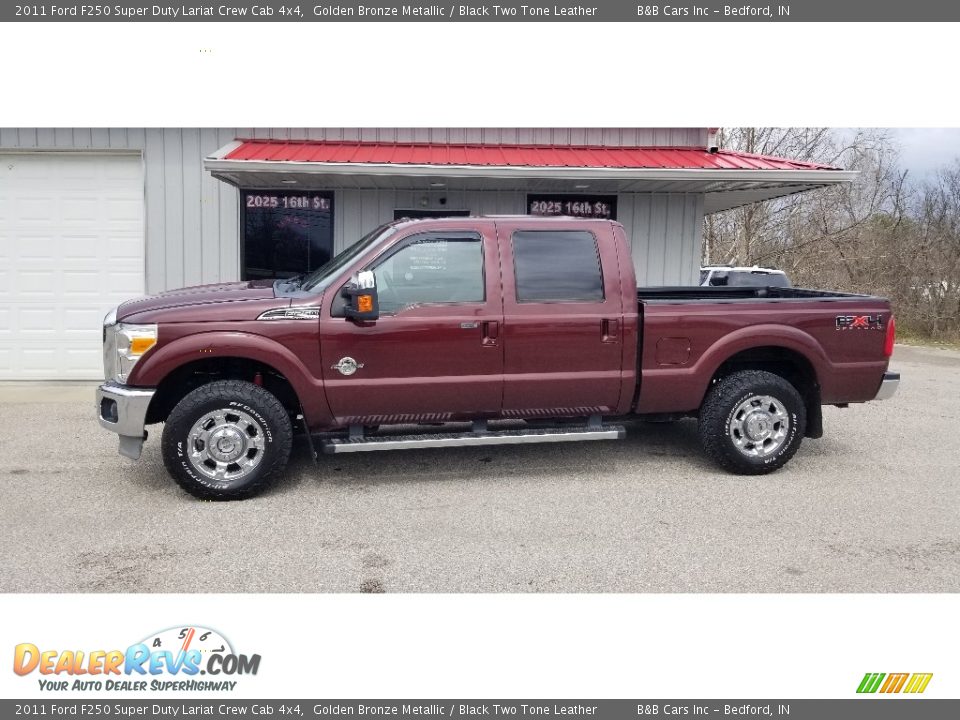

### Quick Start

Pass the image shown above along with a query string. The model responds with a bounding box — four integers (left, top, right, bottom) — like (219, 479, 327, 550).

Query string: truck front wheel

(161, 380, 293, 500)
(698, 370, 806, 475)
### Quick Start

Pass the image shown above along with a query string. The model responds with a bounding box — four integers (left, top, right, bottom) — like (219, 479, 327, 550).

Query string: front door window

(370, 235, 485, 314)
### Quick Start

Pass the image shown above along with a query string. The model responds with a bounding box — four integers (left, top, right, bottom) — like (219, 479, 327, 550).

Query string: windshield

(300, 224, 397, 292)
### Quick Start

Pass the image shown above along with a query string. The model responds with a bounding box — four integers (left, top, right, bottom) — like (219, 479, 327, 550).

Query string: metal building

(0, 127, 853, 379)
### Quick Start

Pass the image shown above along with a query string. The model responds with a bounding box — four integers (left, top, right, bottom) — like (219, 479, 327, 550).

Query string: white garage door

(0, 152, 145, 379)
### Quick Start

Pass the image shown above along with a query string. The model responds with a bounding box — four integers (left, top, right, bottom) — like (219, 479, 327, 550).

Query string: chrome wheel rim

(186, 408, 266, 483)
(728, 395, 790, 458)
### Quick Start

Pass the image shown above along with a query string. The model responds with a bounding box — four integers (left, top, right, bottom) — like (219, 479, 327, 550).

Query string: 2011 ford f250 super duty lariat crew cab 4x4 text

(96, 217, 899, 500)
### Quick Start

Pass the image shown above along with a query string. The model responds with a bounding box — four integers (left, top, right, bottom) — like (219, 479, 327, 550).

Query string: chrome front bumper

(96, 382, 155, 459)
(874, 371, 900, 401)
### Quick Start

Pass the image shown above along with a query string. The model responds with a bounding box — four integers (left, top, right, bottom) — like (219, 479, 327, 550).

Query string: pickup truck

(96, 216, 899, 500)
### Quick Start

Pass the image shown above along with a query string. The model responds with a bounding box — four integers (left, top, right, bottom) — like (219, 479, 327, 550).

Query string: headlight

(109, 323, 158, 383)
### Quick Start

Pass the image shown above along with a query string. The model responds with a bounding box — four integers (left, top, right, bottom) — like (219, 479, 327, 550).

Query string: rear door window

(512, 230, 604, 303)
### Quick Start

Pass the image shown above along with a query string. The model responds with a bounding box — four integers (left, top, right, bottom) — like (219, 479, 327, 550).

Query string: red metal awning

(205, 138, 855, 213)
(221, 139, 841, 172)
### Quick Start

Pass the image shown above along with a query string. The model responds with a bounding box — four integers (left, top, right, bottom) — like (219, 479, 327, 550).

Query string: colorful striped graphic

(903, 674, 935, 694)
(857, 672, 933, 694)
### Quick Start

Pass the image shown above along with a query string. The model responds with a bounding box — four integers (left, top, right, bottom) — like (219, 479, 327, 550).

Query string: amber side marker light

(130, 337, 157, 355)
(357, 295, 374, 313)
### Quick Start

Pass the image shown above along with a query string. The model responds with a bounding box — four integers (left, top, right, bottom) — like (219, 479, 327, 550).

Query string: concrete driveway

(1, 344, 957, 593)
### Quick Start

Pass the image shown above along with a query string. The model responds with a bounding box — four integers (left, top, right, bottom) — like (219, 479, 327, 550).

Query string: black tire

(698, 370, 806, 475)
(161, 380, 293, 500)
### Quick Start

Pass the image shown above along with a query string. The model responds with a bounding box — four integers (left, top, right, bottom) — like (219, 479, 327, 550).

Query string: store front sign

(528, 194, 617, 220)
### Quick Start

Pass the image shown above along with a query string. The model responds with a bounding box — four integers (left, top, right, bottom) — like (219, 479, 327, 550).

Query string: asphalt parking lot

(0, 344, 957, 593)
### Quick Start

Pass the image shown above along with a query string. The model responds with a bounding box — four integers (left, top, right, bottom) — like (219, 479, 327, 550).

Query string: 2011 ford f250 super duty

(96, 216, 899, 500)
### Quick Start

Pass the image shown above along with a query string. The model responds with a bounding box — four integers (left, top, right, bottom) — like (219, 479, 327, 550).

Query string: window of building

(371, 234, 485, 313)
(512, 230, 604, 303)
(241, 191, 334, 280)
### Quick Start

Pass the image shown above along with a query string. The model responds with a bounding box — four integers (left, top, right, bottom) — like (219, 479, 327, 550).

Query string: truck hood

(116, 280, 277, 320)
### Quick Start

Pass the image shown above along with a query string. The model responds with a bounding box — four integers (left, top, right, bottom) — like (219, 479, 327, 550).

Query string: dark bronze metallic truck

(96, 217, 899, 500)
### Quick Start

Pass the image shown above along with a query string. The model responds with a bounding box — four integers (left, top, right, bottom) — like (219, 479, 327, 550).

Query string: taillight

(884, 315, 896, 357)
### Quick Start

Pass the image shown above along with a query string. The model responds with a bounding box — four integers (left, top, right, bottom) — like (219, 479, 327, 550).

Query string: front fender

(128, 330, 334, 428)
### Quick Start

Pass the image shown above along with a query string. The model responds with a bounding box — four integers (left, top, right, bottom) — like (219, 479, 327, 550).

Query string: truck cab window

(513, 230, 604, 302)
(371, 236, 484, 314)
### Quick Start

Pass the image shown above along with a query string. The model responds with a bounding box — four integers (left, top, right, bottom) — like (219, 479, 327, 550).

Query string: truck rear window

(512, 230, 604, 303)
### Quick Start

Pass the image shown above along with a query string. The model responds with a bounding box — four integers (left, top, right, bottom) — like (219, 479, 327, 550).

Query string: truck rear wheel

(698, 370, 806, 475)
(161, 380, 293, 500)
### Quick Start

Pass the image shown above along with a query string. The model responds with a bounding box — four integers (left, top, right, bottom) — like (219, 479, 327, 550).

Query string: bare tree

(900, 162, 960, 336)
(705, 128, 960, 341)
(705, 128, 904, 278)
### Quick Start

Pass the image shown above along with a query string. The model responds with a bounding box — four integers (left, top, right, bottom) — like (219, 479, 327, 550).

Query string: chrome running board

(320, 424, 626, 454)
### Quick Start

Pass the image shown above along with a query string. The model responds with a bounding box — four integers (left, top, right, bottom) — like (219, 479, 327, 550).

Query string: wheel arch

(131, 331, 332, 427)
(705, 344, 823, 439)
(145, 356, 301, 425)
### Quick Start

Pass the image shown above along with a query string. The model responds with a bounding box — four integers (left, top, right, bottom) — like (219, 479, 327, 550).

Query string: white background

(1, 19, 958, 701)
(1, 594, 957, 698)
(0, 23, 958, 128)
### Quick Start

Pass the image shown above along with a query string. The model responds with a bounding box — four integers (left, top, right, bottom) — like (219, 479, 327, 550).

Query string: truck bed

(633, 284, 892, 416)
(637, 286, 875, 303)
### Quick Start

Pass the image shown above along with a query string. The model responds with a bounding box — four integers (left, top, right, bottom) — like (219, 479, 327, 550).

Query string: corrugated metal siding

(1, 128, 706, 291)
(0, 127, 242, 293)
(619, 193, 703, 286)
(334, 189, 700, 286)
(334, 189, 525, 255)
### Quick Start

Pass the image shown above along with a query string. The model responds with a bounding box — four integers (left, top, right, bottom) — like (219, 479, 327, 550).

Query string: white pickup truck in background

(700, 265, 792, 287)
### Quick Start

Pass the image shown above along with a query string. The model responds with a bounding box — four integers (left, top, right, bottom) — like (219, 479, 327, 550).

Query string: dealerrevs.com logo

(857, 672, 933, 694)
(13, 626, 261, 692)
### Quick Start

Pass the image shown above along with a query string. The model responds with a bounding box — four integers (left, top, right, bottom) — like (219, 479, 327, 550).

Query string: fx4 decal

(836, 314, 884, 330)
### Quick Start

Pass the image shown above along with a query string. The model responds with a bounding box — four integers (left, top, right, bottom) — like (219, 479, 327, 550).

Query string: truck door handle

(601, 319, 619, 343)
(482, 320, 499, 346)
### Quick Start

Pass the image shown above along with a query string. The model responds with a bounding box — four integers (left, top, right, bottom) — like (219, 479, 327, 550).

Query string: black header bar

(5, 0, 960, 22)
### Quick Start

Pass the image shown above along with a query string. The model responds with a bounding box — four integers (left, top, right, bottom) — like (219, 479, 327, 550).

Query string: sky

(888, 128, 960, 179)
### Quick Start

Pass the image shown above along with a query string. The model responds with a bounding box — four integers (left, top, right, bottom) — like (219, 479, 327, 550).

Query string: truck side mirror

(341, 270, 379, 321)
